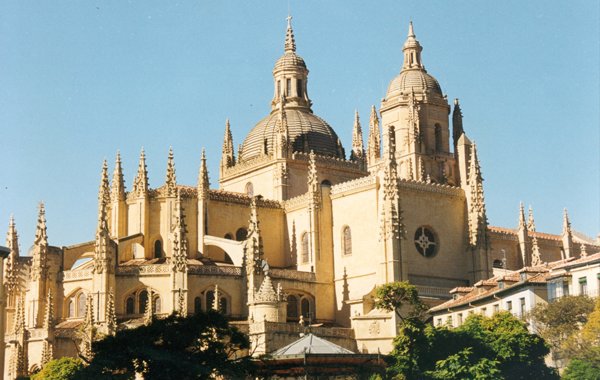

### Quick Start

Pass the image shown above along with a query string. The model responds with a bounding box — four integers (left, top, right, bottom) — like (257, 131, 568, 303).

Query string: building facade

(3, 20, 599, 378)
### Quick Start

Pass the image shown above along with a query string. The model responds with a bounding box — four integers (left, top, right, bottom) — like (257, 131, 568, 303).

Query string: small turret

(165, 147, 177, 197)
(402, 21, 424, 71)
(132, 148, 149, 197)
(220, 119, 235, 174)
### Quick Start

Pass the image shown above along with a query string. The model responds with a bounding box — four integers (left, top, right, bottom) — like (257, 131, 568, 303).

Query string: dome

(385, 69, 443, 100)
(240, 109, 343, 161)
(274, 51, 306, 72)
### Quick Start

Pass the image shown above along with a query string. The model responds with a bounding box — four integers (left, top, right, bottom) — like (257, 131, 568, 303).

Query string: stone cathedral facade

(2, 20, 598, 378)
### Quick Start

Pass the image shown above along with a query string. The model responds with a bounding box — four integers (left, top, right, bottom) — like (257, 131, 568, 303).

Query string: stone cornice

(331, 175, 377, 197)
(397, 178, 464, 198)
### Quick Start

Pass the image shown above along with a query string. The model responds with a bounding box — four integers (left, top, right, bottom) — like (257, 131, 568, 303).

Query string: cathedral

(2, 19, 598, 379)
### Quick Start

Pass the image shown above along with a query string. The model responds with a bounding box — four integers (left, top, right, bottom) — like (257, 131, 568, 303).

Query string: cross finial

(287, 15, 292, 28)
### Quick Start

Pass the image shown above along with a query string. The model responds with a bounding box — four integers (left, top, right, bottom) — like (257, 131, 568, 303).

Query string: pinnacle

(408, 21, 415, 38)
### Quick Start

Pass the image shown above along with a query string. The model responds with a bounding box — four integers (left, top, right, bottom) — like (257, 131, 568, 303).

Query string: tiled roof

(552, 252, 600, 270)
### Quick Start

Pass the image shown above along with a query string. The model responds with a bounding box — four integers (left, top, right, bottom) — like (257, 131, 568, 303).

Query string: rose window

(414, 226, 438, 258)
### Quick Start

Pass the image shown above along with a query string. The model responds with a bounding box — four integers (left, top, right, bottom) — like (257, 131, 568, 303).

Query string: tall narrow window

(77, 293, 86, 317)
(519, 297, 526, 316)
(579, 277, 588, 295)
(220, 298, 228, 314)
(287, 295, 298, 318)
(297, 79, 303, 97)
(154, 240, 162, 258)
(126, 296, 135, 315)
(68, 299, 75, 318)
(194, 297, 202, 314)
(277, 80, 281, 98)
(434, 124, 443, 153)
(245, 182, 254, 197)
(139, 291, 148, 314)
(301, 298, 310, 319)
(153, 297, 161, 314)
(342, 226, 352, 256)
(286, 78, 291, 96)
(206, 291, 215, 310)
(301, 232, 309, 263)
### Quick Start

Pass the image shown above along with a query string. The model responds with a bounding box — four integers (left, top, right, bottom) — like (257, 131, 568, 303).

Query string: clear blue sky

(1, 1, 598, 249)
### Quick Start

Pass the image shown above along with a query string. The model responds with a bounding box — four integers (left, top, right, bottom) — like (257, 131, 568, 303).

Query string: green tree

(31, 357, 83, 380)
(529, 295, 594, 363)
(562, 358, 600, 380)
(374, 281, 427, 320)
(76, 310, 254, 380)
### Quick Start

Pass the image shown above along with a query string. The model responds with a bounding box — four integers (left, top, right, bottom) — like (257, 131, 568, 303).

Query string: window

(301, 232, 309, 263)
(342, 226, 352, 256)
(245, 182, 254, 197)
(457, 313, 463, 325)
(220, 298, 228, 314)
(286, 78, 291, 96)
(297, 79, 303, 97)
(414, 226, 438, 258)
(139, 290, 148, 314)
(519, 297, 526, 316)
(153, 296, 161, 314)
(493, 259, 503, 268)
(77, 293, 86, 318)
(194, 297, 202, 314)
(506, 300, 513, 312)
(436, 318, 442, 326)
(481, 307, 487, 316)
(154, 240, 162, 258)
(579, 277, 588, 295)
(236, 228, 248, 241)
(287, 295, 298, 318)
(434, 124, 443, 152)
(301, 298, 311, 319)
(493, 304, 500, 314)
(277, 80, 281, 98)
(207, 291, 215, 310)
(68, 299, 75, 318)
(446, 315, 453, 326)
(126, 297, 135, 315)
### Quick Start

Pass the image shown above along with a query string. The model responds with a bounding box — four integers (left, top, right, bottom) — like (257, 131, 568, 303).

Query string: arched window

(301, 298, 311, 319)
(68, 299, 75, 318)
(321, 179, 332, 187)
(154, 240, 162, 258)
(220, 298, 228, 314)
(245, 182, 254, 197)
(206, 291, 215, 310)
(287, 295, 298, 318)
(236, 228, 248, 242)
(342, 226, 352, 256)
(126, 296, 135, 315)
(224, 233, 233, 240)
(77, 293, 86, 317)
(194, 297, 202, 314)
(434, 124, 443, 153)
(153, 296, 161, 314)
(301, 232, 309, 263)
(139, 291, 148, 314)
(286, 78, 291, 96)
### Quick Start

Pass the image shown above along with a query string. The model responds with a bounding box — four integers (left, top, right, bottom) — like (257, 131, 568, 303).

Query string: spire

(380, 126, 403, 241)
(106, 289, 117, 335)
(32, 203, 49, 281)
(221, 119, 235, 170)
(452, 99, 464, 150)
(132, 148, 149, 197)
(13, 295, 25, 337)
(402, 21, 424, 70)
(165, 147, 177, 197)
(527, 206, 536, 231)
(255, 274, 279, 303)
(83, 294, 95, 329)
(198, 148, 210, 199)
(350, 110, 365, 161)
(367, 105, 381, 166)
(562, 208, 573, 259)
(43, 290, 54, 330)
(171, 190, 188, 273)
(467, 144, 488, 247)
(177, 289, 187, 316)
(41, 340, 53, 366)
(5, 215, 20, 294)
(244, 196, 265, 279)
(94, 161, 113, 274)
(407, 89, 421, 147)
(274, 97, 290, 159)
(284, 15, 296, 53)
(99, 160, 111, 207)
(518, 202, 527, 230)
(81, 295, 95, 361)
(11, 296, 27, 378)
(111, 151, 126, 202)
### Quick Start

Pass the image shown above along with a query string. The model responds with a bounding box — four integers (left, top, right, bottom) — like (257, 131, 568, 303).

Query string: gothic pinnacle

(518, 202, 527, 230)
(7, 214, 19, 257)
(132, 148, 149, 197)
(367, 105, 381, 165)
(562, 208, 572, 235)
(284, 15, 296, 53)
(99, 160, 111, 208)
(111, 151, 125, 202)
(221, 119, 235, 168)
(351, 110, 364, 161)
(527, 206, 536, 232)
(165, 147, 177, 197)
(408, 21, 415, 37)
(34, 202, 48, 247)
(198, 148, 210, 197)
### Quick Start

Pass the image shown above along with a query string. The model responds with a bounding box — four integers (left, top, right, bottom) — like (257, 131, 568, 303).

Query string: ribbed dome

(386, 69, 443, 100)
(240, 109, 343, 161)
(274, 51, 306, 72)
